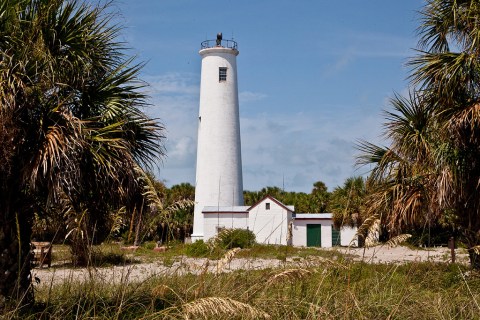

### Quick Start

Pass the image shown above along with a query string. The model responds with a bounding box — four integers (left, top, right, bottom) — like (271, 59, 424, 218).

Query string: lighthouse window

(219, 67, 227, 81)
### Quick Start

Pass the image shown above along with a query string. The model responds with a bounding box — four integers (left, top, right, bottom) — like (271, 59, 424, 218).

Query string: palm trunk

(133, 210, 142, 247)
(0, 207, 34, 308)
(70, 233, 91, 267)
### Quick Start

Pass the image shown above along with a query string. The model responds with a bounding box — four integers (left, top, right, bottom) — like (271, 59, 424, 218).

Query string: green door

(306, 224, 321, 247)
(332, 226, 341, 246)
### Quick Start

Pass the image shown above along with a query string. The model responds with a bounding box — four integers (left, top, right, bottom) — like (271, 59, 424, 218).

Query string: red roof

(247, 195, 293, 212)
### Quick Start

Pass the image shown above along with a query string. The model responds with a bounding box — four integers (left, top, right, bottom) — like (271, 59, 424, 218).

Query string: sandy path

(334, 246, 468, 264)
(32, 257, 288, 287)
(32, 246, 469, 287)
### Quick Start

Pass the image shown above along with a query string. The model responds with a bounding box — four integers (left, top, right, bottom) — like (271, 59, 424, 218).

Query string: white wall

(292, 219, 333, 247)
(203, 213, 248, 241)
(341, 226, 358, 247)
(248, 199, 291, 245)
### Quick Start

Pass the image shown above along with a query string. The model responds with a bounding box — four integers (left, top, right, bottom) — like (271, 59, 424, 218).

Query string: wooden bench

(31, 241, 52, 268)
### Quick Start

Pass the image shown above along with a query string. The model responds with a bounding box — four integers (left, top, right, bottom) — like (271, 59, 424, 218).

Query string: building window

(265, 203, 270, 210)
(219, 67, 227, 81)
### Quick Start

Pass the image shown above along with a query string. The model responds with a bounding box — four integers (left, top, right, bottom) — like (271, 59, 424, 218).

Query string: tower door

(306, 224, 322, 247)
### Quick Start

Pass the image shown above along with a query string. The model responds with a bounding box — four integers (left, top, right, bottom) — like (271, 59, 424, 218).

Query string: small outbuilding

(291, 213, 358, 247)
(201, 195, 357, 247)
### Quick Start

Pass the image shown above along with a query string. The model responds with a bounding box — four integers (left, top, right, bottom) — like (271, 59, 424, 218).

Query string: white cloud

(239, 91, 267, 103)
(144, 72, 199, 96)
(319, 31, 414, 78)
(142, 72, 199, 185)
(322, 48, 356, 78)
(144, 72, 386, 193)
(351, 32, 414, 58)
(167, 136, 196, 167)
(239, 109, 384, 192)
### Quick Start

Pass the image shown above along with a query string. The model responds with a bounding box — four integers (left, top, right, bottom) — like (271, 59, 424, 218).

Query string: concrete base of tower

(190, 234, 204, 242)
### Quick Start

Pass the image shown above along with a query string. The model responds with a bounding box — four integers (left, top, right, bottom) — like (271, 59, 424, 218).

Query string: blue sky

(113, 0, 424, 193)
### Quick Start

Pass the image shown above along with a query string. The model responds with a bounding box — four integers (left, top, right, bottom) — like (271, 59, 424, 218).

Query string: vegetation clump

(211, 228, 256, 250)
(185, 240, 210, 258)
(208, 229, 255, 250)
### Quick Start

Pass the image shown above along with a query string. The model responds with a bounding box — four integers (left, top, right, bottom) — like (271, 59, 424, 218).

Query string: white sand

(32, 246, 469, 287)
(333, 245, 468, 264)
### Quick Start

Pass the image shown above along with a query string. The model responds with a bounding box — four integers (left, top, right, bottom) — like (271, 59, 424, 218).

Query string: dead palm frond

(385, 234, 412, 248)
(447, 102, 480, 145)
(352, 214, 379, 247)
(472, 245, 480, 255)
(364, 219, 380, 248)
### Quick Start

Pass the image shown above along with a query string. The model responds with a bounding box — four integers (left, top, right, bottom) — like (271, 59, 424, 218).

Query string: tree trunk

(0, 209, 33, 309)
(68, 215, 91, 267)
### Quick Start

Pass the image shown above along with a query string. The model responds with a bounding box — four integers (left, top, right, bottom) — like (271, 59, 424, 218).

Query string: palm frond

(409, 51, 480, 97)
(352, 214, 379, 247)
(355, 140, 389, 167)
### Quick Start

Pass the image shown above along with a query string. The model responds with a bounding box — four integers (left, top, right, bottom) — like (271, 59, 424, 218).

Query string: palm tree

(309, 181, 330, 212)
(357, 93, 438, 230)
(156, 182, 195, 242)
(243, 190, 264, 206)
(360, 0, 480, 268)
(330, 176, 367, 229)
(0, 0, 163, 305)
(412, 0, 480, 266)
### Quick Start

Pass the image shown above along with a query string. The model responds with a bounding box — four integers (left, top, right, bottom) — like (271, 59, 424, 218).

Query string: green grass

(4, 243, 479, 319)
(49, 242, 347, 267)
(235, 244, 344, 261)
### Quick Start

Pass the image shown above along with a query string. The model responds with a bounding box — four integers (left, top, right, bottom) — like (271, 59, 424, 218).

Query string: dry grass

(216, 247, 241, 272)
(266, 268, 312, 286)
(180, 297, 270, 320)
(4, 245, 480, 319)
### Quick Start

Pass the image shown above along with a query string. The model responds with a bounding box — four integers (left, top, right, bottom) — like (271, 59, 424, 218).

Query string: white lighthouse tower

(191, 33, 244, 242)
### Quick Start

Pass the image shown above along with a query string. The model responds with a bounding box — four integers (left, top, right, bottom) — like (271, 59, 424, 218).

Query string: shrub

(185, 240, 210, 257)
(216, 229, 256, 249)
(142, 241, 156, 250)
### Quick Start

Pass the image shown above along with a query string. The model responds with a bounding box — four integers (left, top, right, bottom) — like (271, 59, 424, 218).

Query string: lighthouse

(191, 33, 244, 242)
